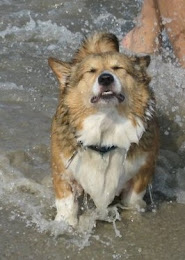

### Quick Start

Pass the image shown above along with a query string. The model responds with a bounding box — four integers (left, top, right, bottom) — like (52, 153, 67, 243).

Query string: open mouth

(91, 91, 125, 104)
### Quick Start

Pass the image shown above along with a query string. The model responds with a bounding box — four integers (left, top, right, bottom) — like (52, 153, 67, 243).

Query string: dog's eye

(112, 66, 125, 70)
(88, 68, 97, 73)
(112, 66, 124, 70)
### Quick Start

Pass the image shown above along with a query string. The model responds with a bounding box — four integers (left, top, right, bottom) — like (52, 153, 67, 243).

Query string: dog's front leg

(53, 173, 78, 227)
(55, 194, 78, 227)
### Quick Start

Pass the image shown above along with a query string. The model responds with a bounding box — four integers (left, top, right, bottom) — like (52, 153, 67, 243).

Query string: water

(0, 0, 185, 259)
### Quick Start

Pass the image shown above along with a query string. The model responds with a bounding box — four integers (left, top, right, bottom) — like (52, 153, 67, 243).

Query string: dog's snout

(98, 73, 114, 86)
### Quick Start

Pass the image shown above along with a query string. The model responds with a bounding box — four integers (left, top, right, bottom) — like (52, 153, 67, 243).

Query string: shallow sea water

(0, 0, 185, 259)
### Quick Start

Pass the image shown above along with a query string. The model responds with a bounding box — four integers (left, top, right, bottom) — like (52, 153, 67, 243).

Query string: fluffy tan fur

(48, 32, 159, 225)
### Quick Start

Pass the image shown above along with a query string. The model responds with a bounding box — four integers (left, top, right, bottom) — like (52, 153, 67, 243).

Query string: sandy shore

(1, 202, 185, 260)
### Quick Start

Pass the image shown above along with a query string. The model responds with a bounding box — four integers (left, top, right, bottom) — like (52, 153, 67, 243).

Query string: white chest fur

(70, 148, 126, 209)
(77, 109, 145, 149)
(70, 149, 147, 210)
(69, 110, 146, 210)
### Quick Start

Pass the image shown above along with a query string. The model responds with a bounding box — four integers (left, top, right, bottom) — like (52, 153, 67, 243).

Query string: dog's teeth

(102, 91, 113, 95)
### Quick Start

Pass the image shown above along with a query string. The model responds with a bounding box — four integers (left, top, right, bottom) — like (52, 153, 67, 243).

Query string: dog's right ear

(48, 57, 71, 88)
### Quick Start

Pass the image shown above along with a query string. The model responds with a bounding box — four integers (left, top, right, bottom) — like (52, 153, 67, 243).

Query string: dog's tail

(73, 32, 119, 63)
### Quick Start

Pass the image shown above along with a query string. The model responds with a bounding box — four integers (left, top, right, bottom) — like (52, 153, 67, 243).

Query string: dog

(48, 32, 159, 226)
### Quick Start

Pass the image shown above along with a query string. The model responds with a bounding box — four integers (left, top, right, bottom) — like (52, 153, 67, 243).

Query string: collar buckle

(87, 145, 117, 155)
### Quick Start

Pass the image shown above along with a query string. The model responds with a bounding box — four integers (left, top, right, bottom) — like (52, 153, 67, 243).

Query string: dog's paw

(130, 199, 146, 212)
(55, 195, 78, 227)
(122, 190, 146, 212)
(55, 212, 78, 227)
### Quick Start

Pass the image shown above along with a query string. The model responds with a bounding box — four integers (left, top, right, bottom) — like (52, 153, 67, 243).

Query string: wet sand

(1, 202, 185, 260)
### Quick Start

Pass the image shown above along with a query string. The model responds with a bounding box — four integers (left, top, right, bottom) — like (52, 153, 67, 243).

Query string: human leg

(157, 0, 185, 68)
(122, 0, 162, 53)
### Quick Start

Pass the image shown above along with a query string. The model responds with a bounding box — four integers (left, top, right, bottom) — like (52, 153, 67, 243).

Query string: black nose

(98, 73, 114, 86)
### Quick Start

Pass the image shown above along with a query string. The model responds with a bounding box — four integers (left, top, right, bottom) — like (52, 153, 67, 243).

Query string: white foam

(0, 13, 82, 45)
(0, 82, 23, 90)
(0, 154, 75, 237)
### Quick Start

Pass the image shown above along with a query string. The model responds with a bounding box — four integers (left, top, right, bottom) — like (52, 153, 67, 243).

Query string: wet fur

(48, 32, 159, 226)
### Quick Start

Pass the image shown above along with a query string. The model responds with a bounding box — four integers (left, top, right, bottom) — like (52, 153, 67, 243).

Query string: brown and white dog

(48, 33, 159, 226)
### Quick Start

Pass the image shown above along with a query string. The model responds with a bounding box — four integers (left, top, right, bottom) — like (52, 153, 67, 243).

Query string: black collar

(86, 145, 117, 155)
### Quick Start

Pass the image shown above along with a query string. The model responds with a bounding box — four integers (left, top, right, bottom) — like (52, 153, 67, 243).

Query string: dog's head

(49, 33, 153, 124)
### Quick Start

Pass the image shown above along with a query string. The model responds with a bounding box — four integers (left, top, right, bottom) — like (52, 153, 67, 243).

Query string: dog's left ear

(131, 55, 151, 69)
(48, 57, 71, 88)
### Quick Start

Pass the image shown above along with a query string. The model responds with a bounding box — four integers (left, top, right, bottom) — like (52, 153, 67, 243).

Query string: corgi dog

(48, 33, 159, 226)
